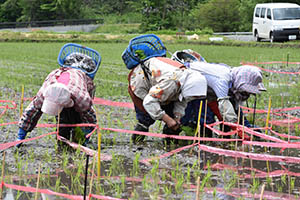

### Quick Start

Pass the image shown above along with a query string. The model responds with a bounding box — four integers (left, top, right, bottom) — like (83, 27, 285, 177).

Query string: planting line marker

(265, 97, 272, 186)
(197, 101, 203, 166)
(259, 183, 265, 200)
(190, 100, 202, 156)
(88, 156, 96, 199)
(203, 100, 208, 169)
(235, 106, 241, 164)
(56, 114, 61, 142)
(196, 176, 200, 200)
(83, 155, 89, 200)
(97, 126, 101, 179)
(1, 152, 5, 200)
(95, 107, 102, 179)
(34, 163, 41, 200)
(264, 96, 272, 142)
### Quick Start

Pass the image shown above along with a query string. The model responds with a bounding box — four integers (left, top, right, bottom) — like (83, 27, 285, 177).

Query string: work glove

(162, 114, 180, 131)
(16, 128, 27, 148)
(163, 124, 181, 145)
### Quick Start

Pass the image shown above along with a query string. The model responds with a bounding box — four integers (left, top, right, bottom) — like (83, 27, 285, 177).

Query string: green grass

(0, 41, 299, 132)
(1, 41, 299, 101)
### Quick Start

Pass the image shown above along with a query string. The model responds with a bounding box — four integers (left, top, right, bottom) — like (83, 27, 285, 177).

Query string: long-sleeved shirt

(188, 62, 238, 122)
(129, 57, 189, 120)
(19, 67, 97, 132)
(189, 62, 232, 99)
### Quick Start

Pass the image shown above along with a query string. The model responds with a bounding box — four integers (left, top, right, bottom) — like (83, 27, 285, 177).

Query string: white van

(252, 3, 300, 42)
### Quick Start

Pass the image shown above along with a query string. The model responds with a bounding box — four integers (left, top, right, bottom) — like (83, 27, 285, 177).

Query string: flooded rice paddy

(1, 62, 300, 200)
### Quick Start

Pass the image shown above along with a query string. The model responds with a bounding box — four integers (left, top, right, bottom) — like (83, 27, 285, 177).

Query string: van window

(267, 8, 271, 19)
(273, 7, 300, 20)
(255, 7, 261, 17)
(260, 8, 266, 18)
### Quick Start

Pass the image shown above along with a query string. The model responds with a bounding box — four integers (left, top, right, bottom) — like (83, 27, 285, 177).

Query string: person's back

(188, 62, 231, 100)
(16, 43, 100, 148)
(124, 35, 207, 143)
(130, 56, 187, 101)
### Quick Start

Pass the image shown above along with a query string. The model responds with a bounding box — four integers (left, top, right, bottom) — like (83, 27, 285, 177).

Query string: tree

(170, 0, 206, 31)
(41, 0, 83, 20)
(191, 0, 241, 32)
(18, 0, 52, 21)
(0, 0, 22, 22)
(130, 0, 205, 31)
(238, 0, 259, 31)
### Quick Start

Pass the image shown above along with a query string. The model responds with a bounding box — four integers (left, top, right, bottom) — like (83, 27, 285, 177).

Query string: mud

(1, 87, 300, 200)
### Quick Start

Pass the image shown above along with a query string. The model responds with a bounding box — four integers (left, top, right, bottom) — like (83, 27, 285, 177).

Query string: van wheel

(255, 32, 261, 42)
(270, 33, 276, 43)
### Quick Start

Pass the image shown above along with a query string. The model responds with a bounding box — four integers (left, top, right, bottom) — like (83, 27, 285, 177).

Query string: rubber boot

(16, 128, 27, 148)
(132, 123, 148, 143)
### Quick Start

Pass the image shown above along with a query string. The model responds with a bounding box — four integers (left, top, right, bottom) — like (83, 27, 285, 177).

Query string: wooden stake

(264, 97, 273, 190)
(89, 155, 96, 199)
(252, 94, 257, 127)
(259, 183, 265, 200)
(203, 100, 208, 138)
(195, 100, 203, 139)
(288, 115, 291, 196)
(190, 101, 203, 155)
(202, 100, 208, 169)
(94, 107, 102, 179)
(241, 116, 245, 162)
(83, 155, 89, 200)
(1, 152, 5, 200)
(195, 176, 200, 200)
(97, 127, 101, 178)
(235, 106, 241, 163)
(56, 113, 60, 142)
(34, 163, 41, 200)
(265, 96, 272, 136)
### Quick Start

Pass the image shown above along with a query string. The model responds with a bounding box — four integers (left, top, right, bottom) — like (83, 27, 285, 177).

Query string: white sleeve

(143, 80, 180, 120)
(143, 94, 166, 120)
(173, 100, 187, 117)
(218, 97, 238, 123)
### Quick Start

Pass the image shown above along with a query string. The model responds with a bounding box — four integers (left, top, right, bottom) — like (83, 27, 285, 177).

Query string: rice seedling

(1, 41, 300, 199)
(132, 152, 140, 176)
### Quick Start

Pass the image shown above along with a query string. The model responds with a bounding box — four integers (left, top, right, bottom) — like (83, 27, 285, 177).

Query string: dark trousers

(182, 99, 252, 129)
(135, 103, 176, 127)
(56, 107, 82, 140)
(135, 102, 181, 143)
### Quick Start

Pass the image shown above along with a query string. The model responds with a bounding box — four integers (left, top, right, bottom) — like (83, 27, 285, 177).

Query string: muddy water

(1, 92, 300, 199)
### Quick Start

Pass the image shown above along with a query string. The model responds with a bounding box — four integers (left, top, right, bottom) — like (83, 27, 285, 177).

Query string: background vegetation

(1, 15, 300, 199)
(1, 0, 300, 33)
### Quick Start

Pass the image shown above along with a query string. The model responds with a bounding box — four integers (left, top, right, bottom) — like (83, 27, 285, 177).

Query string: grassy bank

(1, 41, 299, 111)
(1, 29, 300, 49)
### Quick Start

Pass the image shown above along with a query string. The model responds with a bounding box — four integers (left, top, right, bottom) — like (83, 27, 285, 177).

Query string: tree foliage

(191, 0, 241, 32)
(0, 0, 22, 22)
(1, 0, 300, 32)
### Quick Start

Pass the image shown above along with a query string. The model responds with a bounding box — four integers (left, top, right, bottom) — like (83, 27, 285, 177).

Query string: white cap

(41, 83, 74, 116)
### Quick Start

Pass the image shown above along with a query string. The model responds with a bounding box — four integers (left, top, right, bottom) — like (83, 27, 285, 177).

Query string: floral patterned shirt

(129, 57, 188, 120)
